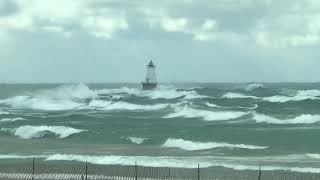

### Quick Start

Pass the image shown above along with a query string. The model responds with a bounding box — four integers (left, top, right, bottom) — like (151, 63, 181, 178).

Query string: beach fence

(0, 159, 320, 180)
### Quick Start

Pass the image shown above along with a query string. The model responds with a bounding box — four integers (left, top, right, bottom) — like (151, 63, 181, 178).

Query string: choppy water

(1, 83, 320, 172)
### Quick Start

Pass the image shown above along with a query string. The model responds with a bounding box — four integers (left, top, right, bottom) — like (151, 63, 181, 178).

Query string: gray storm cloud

(0, 0, 319, 83)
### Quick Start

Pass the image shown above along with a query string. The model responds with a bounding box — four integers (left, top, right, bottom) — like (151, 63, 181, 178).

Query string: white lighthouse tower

(142, 60, 157, 90)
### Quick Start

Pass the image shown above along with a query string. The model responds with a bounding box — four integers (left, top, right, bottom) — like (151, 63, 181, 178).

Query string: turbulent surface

(1, 83, 320, 172)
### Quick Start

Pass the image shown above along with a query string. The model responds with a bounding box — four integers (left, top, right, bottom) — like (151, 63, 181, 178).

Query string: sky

(0, 0, 320, 83)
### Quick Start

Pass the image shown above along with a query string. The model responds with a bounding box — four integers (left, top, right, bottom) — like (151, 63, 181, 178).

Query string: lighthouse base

(142, 83, 157, 90)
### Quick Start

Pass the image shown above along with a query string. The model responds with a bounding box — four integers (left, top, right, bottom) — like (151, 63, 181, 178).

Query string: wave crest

(126, 137, 149, 144)
(98, 86, 206, 100)
(222, 92, 259, 99)
(2, 125, 86, 139)
(89, 100, 169, 111)
(252, 113, 320, 124)
(162, 138, 268, 151)
(222, 89, 320, 103)
(245, 83, 265, 91)
(0, 117, 25, 122)
(164, 106, 248, 121)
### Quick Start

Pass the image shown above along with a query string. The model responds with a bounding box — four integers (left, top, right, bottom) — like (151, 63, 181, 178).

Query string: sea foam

(0, 117, 25, 122)
(162, 138, 268, 151)
(252, 113, 320, 124)
(164, 106, 248, 121)
(126, 137, 149, 144)
(1, 154, 320, 173)
(245, 83, 265, 91)
(0, 84, 96, 111)
(222, 89, 320, 103)
(2, 125, 86, 139)
(98, 86, 206, 100)
(262, 90, 320, 102)
(0, 95, 84, 111)
(222, 92, 259, 99)
(89, 100, 169, 111)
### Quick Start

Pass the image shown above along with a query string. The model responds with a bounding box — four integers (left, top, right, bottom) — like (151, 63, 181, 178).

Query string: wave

(98, 86, 206, 100)
(0, 95, 85, 111)
(222, 92, 259, 99)
(2, 125, 86, 139)
(252, 113, 320, 124)
(205, 102, 220, 108)
(162, 138, 268, 151)
(0, 84, 97, 111)
(262, 90, 320, 102)
(37, 83, 97, 100)
(0, 117, 25, 122)
(0, 110, 10, 115)
(245, 83, 265, 91)
(205, 102, 258, 110)
(1, 154, 319, 173)
(222, 89, 320, 103)
(306, 154, 320, 159)
(126, 137, 149, 144)
(89, 100, 169, 111)
(164, 105, 248, 121)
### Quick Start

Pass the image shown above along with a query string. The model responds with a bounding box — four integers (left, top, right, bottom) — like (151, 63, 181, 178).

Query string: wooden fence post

(197, 163, 200, 180)
(258, 165, 261, 180)
(32, 158, 35, 180)
(85, 161, 88, 180)
(135, 161, 138, 180)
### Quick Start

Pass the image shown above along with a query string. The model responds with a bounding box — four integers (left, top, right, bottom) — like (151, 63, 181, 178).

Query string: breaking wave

(98, 86, 206, 100)
(205, 102, 220, 108)
(162, 138, 268, 151)
(245, 83, 265, 91)
(222, 89, 320, 103)
(307, 154, 320, 159)
(1, 125, 86, 139)
(89, 100, 169, 111)
(1, 154, 320, 173)
(164, 106, 248, 121)
(0, 110, 10, 115)
(222, 92, 259, 99)
(0, 84, 94, 111)
(262, 90, 320, 102)
(0, 95, 85, 111)
(0, 117, 25, 122)
(125, 137, 149, 144)
(252, 113, 320, 124)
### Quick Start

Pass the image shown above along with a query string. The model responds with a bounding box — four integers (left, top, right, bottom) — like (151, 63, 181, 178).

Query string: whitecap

(162, 138, 268, 151)
(98, 86, 207, 100)
(126, 137, 149, 144)
(0, 117, 25, 122)
(0, 95, 84, 111)
(89, 100, 169, 111)
(3, 125, 86, 139)
(306, 154, 320, 159)
(205, 102, 220, 108)
(1, 154, 320, 173)
(37, 83, 97, 100)
(0, 84, 96, 111)
(245, 83, 265, 91)
(0, 110, 10, 115)
(164, 105, 248, 121)
(43, 154, 320, 173)
(252, 113, 320, 124)
(223, 89, 320, 103)
(222, 92, 259, 99)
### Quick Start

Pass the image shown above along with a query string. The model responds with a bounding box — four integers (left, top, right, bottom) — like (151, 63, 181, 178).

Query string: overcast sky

(0, 0, 320, 83)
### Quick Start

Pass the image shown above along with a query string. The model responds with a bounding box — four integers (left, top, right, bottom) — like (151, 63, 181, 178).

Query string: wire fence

(0, 159, 319, 180)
